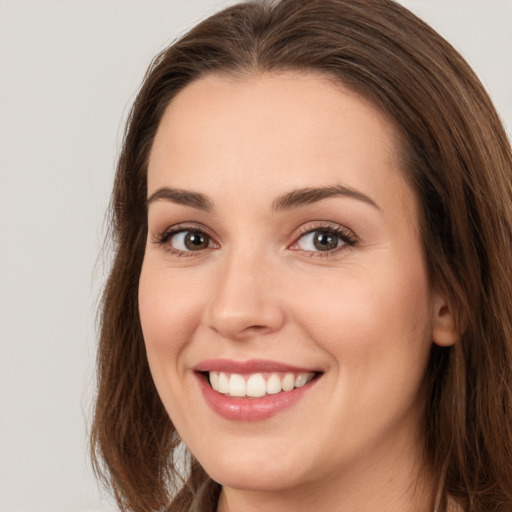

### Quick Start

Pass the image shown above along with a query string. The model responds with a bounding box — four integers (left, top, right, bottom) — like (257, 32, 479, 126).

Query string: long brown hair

(90, 1, 512, 511)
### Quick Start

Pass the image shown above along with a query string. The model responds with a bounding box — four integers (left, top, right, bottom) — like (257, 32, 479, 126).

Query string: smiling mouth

(204, 371, 318, 398)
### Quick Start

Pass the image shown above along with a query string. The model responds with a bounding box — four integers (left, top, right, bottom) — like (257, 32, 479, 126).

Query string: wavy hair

(90, 1, 512, 511)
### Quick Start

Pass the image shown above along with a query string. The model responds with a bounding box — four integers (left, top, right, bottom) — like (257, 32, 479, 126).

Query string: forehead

(147, 71, 412, 216)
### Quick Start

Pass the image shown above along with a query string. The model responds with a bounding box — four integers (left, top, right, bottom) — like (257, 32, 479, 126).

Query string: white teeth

(209, 371, 219, 391)
(266, 373, 282, 394)
(207, 371, 315, 397)
(229, 374, 246, 397)
(218, 372, 230, 394)
(282, 373, 295, 391)
(295, 373, 308, 387)
(246, 373, 266, 397)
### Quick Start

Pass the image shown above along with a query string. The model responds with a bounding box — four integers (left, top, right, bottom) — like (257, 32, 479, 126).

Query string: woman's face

(139, 72, 449, 497)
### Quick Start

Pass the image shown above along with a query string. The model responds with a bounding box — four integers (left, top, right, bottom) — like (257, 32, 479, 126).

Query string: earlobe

(432, 296, 459, 347)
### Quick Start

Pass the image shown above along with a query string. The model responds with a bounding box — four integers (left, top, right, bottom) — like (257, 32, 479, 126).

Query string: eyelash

(153, 223, 216, 258)
(153, 222, 358, 258)
(290, 223, 358, 256)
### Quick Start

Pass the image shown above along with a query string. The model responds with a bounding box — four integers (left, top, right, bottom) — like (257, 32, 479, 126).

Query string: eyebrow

(271, 185, 380, 212)
(146, 184, 379, 212)
(147, 187, 213, 211)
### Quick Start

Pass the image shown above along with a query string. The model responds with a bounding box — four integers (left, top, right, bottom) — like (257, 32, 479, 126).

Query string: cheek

(289, 257, 433, 374)
(138, 261, 204, 369)
(138, 259, 212, 428)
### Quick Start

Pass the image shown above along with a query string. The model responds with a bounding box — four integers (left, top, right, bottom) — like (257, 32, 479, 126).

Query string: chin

(209, 466, 303, 493)
(195, 443, 308, 492)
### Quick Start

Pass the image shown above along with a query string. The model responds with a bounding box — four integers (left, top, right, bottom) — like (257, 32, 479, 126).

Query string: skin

(139, 72, 457, 512)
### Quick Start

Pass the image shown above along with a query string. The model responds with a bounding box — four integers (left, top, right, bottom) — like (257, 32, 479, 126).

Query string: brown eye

(296, 230, 344, 252)
(183, 231, 209, 250)
(313, 232, 339, 251)
(169, 230, 212, 251)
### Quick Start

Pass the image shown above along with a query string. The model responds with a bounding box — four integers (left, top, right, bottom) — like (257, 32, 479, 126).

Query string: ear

(431, 294, 459, 347)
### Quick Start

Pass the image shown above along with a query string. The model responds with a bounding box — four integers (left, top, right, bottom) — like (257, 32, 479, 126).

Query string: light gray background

(0, 1, 510, 511)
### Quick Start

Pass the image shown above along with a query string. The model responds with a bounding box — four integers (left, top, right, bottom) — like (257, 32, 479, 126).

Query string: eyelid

(151, 220, 357, 257)
(288, 221, 358, 255)
(152, 222, 219, 256)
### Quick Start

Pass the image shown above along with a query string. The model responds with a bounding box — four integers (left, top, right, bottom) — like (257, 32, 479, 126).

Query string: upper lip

(194, 358, 320, 374)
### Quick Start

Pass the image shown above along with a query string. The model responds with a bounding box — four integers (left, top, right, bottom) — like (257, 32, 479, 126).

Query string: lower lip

(195, 372, 319, 421)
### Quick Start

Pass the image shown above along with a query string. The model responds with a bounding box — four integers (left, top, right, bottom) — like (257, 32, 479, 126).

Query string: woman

(90, 1, 512, 511)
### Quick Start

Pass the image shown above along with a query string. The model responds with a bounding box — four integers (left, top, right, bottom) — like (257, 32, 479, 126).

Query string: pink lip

(193, 359, 321, 422)
(194, 358, 318, 374)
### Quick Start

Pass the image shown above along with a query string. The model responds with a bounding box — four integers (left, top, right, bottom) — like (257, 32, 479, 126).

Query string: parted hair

(90, 1, 512, 511)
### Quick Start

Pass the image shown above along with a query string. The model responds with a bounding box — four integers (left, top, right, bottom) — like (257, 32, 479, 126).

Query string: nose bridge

(205, 243, 285, 340)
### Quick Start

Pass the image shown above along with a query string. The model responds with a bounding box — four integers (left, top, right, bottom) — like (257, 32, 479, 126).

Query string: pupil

(185, 232, 208, 250)
(314, 232, 338, 251)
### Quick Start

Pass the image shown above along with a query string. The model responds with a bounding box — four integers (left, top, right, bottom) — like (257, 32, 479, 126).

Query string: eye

(291, 224, 357, 254)
(155, 226, 215, 255)
(297, 231, 341, 251)
(171, 230, 212, 251)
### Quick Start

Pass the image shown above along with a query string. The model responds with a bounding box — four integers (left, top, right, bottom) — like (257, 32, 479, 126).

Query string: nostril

(208, 320, 282, 341)
(236, 324, 276, 339)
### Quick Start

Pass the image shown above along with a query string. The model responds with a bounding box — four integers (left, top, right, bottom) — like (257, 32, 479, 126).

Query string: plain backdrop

(0, 1, 511, 511)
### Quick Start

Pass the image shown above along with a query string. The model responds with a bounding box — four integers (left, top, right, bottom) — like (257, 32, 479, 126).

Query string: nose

(204, 250, 286, 341)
